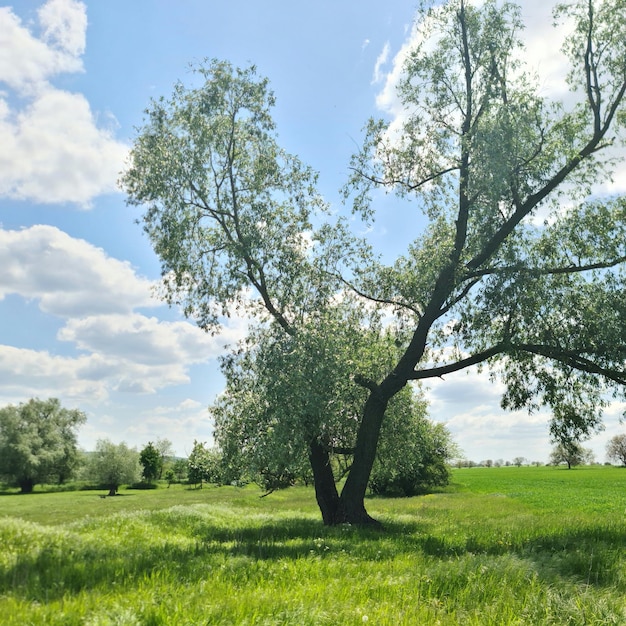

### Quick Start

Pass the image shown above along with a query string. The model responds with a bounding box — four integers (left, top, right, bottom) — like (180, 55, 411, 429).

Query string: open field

(1, 466, 625, 624)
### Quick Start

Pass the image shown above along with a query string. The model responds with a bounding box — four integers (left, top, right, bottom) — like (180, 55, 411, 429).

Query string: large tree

(123, 0, 626, 525)
(0, 398, 86, 493)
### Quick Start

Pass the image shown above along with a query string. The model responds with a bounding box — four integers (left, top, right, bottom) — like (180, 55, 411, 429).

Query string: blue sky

(0, 0, 623, 463)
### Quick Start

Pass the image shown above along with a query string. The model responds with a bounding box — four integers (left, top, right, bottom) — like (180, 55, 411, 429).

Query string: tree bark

(334, 392, 389, 525)
(308, 439, 340, 525)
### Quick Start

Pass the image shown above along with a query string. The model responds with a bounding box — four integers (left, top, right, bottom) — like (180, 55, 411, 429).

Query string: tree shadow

(2, 509, 624, 603)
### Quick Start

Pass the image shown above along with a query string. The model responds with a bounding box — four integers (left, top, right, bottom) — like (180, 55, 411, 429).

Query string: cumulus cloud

(58, 313, 242, 366)
(0, 313, 239, 402)
(123, 399, 215, 454)
(0, 0, 128, 206)
(0, 225, 155, 316)
(38, 0, 87, 59)
(424, 366, 551, 461)
(0, 224, 248, 408)
(0, 345, 109, 402)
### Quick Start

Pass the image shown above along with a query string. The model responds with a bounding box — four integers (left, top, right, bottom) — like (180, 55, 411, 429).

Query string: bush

(369, 404, 457, 497)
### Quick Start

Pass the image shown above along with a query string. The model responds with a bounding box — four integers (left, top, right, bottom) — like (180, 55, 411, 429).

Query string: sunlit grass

(1, 467, 625, 624)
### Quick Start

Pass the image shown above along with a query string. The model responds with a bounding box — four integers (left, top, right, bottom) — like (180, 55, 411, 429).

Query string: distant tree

(139, 441, 162, 483)
(512, 457, 526, 467)
(549, 407, 601, 468)
(0, 398, 86, 493)
(606, 434, 626, 466)
(86, 439, 140, 496)
(164, 468, 175, 487)
(172, 458, 188, 483)
(549, 442, 593, 469)
(187, 441, 222, 488)
(155, 438, 174, 478)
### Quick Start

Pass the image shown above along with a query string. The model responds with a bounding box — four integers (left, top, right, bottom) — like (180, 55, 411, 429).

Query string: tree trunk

(334, 392, 389, 526)
(108, 486, 117, 496)
(329, 324, 429, 526)
(308, 439, 340, 525)
(19, 478, 35, 494)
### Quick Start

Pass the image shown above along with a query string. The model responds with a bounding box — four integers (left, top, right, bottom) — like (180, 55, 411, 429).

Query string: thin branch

(349, 165, 459, 194)
(464, 255, 626, 280)
(333, 272, 424, 317)
(439, 277, 481, 316)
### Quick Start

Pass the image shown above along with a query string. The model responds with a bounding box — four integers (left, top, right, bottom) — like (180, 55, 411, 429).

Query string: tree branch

(408, 344, 507, 380)
(332, 272, 424, 317)
(464, 255, 626, 280)
(348, 165, 459, 194)
(509, 343, 626, 386)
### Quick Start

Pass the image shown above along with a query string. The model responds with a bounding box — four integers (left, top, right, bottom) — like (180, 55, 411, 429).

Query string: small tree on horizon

(549, 442, 593, 469)
(606, 434, 626, 466)
(86, 439, 141, 496)
(139, 441, 162, 483)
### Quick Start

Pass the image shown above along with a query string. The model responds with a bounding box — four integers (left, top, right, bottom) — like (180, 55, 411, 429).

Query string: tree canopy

(86, 439, 140, 496)
(139, 441, 162, 483)
(0, 398, 86, 493)
(213, 307, 457, 498)
(606, 433, 626, 465)
(123, 0, 626, 525)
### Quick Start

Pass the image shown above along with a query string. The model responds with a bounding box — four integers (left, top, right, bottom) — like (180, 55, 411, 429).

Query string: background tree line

(0, 397, 459, 496)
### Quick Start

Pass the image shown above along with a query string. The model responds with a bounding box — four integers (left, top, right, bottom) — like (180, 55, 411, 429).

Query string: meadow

(0, 466, 624, 625)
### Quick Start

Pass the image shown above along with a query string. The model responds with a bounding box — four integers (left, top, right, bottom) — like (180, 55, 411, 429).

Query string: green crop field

(1, 466, 625, 625)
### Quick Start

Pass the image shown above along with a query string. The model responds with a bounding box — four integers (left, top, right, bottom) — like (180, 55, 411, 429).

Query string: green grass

(1, 467, 625, 624)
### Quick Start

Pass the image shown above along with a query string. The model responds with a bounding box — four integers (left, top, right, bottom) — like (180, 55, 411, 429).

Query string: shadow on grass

(2, 507, 625, 602)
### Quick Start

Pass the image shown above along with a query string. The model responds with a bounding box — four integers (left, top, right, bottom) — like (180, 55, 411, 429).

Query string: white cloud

(371, 42, 390, 84)
(38, 0, 87, 59)
(424, 364, 625, 464)
(58, 313, 242, 366)
(0, 345, 109, 402)
(0, 225, 155, 316)
(123, 399, 215, 455)
(0, 310, 243, 405)
(0, 2, 84, 93)
(0, 224, 249, 411)
(0, 0, 127, 206)
(0, 224, 249, 414)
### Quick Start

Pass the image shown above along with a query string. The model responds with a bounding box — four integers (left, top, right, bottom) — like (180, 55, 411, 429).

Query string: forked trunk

(308, 391, 390, 526)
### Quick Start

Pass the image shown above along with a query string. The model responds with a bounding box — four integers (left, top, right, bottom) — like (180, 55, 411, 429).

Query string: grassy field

(1, 466, 625, 625)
